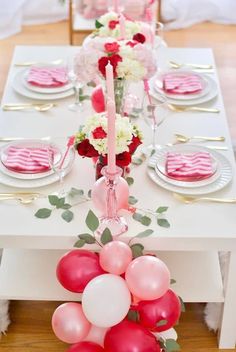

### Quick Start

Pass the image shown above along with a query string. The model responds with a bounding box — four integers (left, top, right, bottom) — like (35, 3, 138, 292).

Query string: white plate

(22, 69, 73, 94)
(149, 74, 218, 106)
(0, 144, 75, 188)
(0, 140, 62, 180)
(148, 145, 232, 195)
(152, 145, 220, 188)
(153, 70, 210, 100)
(12, 69, 74, 101)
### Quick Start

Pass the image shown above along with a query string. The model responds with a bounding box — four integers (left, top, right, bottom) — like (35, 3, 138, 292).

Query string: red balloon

(91, 85, 105, 113)
(56, 250, 105, 293)
(67, 341, 104, 352)
(137, 289, 181, 332)
(104, 320, 161, 352)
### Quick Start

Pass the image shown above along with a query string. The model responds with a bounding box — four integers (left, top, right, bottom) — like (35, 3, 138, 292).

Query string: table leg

(218, 250, 236, 348)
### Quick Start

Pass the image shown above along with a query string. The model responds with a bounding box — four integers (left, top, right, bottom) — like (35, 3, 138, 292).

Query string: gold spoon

(173, 193, 236, 204)
(14, 59, 63, 67)
(0, 194, 43, 204)
(175, 133, 225, 143)
(169, 60, 213, 70)
(2, 103, 55, 112)
(168, 104, 220, 113)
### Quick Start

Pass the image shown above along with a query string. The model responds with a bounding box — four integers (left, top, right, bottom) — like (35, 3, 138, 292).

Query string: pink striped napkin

(163, 73, 203, 95)
(3, 146, 54, 173)
(166, 152, 213, 180)
(27, 66, 68, 88)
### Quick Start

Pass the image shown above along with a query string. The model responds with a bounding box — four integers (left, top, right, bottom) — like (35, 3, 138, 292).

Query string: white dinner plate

(153, 70, 210, 100)
(152, 144, 220, 188)
(0, 140, 62, 180)
(149, 74, 218, 106)
(12, 69, 74, 101)
(148, 144, 232, 195)
(0, 143, 75, 188)
(22, 69, 73, 94)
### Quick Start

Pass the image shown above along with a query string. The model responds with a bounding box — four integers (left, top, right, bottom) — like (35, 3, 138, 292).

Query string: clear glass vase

(114, 78, 129, 116)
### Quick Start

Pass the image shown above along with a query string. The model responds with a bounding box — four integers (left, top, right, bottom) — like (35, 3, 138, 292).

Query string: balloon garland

(52, 233, 183, 352)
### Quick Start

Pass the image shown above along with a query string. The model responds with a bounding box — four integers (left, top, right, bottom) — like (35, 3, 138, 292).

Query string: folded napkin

(27, 66, 68, 87)
(166, 152, 213, 180)
(163, 73, 203, 94)
(3, 146, 54, 173)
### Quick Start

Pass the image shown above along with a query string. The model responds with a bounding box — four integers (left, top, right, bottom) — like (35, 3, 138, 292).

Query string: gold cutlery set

(2, 103, 56, 112)
(173, 193, 236, 204)
(0, 192, 46, 204)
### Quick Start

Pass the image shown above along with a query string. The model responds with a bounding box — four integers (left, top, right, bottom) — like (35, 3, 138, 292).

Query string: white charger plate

(153, 70, 210, 100)
(22, 69, 73, 94)
(12, 69, 74, 101)
(149, 74, 218, 106)
(0, 140, 62, 180)
(148, 145, 232, 195)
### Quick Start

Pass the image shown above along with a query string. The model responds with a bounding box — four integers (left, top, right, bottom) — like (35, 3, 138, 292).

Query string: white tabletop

(0, 45, 236, 251)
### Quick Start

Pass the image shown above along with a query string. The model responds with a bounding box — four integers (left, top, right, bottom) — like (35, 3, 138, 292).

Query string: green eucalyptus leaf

(157, 218, 170, 228)
(35, 208, 52, 219)
(128, 196, 138, 205)
(95, 19, 103, 28)
(136, 229, 154, 238)
(132, 212, 143, 222)
(61, 210, 74, 222)
(79, 233, 96, 244)
(56, 197, 65, 209)
(79, 95, 90, 102)
(156, 206, 169, 214)
(74, 239, 86, 248)
(48, 195, 59, 206)
(62, 203, 72, 209)
(68, 188, 84, 197)
(87, 189, 92, 198)
(126, 177, 134, 186)
(101, 228, 113, 245)
(132, 157, 143, 165)
(170, 278, 177, 285)
(86, 210, 99, 232)
(141, 216, 151, 226)
(87, 81, 96, 87)
(156, 319, 167, 327)
(178, 296, 186, 312)
(130, 243, 144, 258)
(165, 339, 181, 352)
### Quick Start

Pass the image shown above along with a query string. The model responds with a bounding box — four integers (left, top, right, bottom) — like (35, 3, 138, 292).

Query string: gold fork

(169, 60, 213, 70)
(14, 59, 63, 67)
(173, 193, 236, 204)
(2, 103, 55, 112)
(175, 133, 225, 143)
(168, 104, 220, 113)
(0, 193, 46, 204)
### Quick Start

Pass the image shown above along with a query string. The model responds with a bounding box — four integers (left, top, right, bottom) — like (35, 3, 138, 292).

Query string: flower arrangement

(94, 11, 154, 44)
(75, 113, 142, 169)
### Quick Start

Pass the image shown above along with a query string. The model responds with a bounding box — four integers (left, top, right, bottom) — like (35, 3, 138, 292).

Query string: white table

(0, 46, 236, 348)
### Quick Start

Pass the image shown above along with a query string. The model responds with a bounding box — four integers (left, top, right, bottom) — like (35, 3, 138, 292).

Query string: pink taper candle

(113, 0, 119, 12)
(119, 13, 126, 39)
(107, 98, 116, 174)
(105, 62, 115, 103)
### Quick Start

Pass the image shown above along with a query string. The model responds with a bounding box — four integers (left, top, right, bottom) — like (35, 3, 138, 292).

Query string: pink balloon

(99, 241, 132, 275)
(52, 303, 91, 344)
(67, 341, 104, 352)
(84, 325, 109, 347)
(125, 256, 170, 300)
(91, 85, 105, 113)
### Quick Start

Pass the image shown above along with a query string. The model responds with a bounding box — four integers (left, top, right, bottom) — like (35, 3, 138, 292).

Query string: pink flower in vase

(104, 42, 120, 54)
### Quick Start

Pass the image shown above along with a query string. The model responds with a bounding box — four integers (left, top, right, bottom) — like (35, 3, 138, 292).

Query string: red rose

(133, 33, 146, 43)
(92, 126, 107, 139)
(98, 54, 122, 78)
(116, 151, 132, 167)
(128, 135, 142, 154)
(108, 20, 119, 29)
(77, 139, 99, 158)
(104, 42, 120, 54)
(126, 40, 138, 48)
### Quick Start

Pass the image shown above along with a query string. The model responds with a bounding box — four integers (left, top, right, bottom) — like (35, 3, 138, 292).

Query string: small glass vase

(91, 166, 129, 237)
(114, 78, 129, 116)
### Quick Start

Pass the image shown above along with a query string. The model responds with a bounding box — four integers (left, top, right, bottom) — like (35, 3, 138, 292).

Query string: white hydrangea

(117, 58, 147, 81)
(82, 114, 135, 155)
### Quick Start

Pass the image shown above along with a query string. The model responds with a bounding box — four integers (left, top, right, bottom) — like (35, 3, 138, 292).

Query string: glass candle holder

(91, 166, 129, 237)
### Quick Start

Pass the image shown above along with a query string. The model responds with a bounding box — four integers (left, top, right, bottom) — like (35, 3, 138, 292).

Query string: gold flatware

(14, 59, 63, 67)
(175, 134, 225, 143)
(0, 192, 46, 204)
(173, 193, 236, 204)
(2, 103, 55, 112)
(0, 136, 51, 142)
(166, 143, 228, 151)
(169, 60, 213, 70)
(168, 104, 220, 113)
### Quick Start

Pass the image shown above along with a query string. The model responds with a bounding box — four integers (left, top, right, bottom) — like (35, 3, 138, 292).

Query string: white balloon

(84, 325, 109, 347)
(153, 328, 178, 341)
(82, 274, 131, 328)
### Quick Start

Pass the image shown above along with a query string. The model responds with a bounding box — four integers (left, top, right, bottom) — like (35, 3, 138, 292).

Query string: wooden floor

(0, 20, 236, 351)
